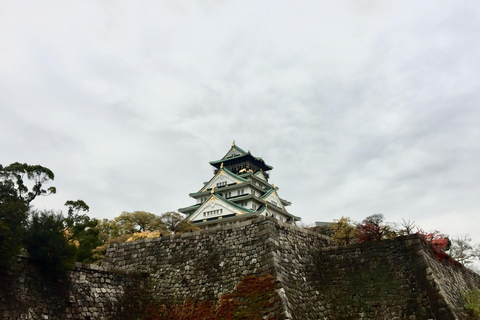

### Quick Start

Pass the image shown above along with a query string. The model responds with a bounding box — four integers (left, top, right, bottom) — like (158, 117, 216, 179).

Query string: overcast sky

(1, 1, 479, 246)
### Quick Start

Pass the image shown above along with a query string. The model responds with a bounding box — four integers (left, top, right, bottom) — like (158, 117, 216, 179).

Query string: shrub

(464, 287, 480, 318)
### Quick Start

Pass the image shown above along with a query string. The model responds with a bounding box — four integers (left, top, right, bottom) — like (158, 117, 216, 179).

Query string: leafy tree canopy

(64, 200, 102, 264)
(114, 211, 166, 235)
(331, 217, 357, 245)
(160, 211, 199, 234)
(0, 163, 56, 269)
(356, 213, 397, 243)
(24, 210, 77, 278)
(0, 162, 56, 204)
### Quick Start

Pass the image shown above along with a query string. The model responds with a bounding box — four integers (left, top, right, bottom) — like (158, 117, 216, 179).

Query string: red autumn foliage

(144, 274, 279, 320)
(356, 223, 383, 243)
(415, 230, 461, 264)
(417, 230, 450, 250)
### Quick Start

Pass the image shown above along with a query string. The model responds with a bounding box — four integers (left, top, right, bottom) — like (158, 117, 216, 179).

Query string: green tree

(0, 163, 56, 269)
(331, 217, 357, 245)
(24, 210, 77, 278)
(0, 162, 56, 204)
(98, 218, 122, 239)
(0, 199, 28, 269)
(64, 200, 103, 263)
(114, 211, 165, 234)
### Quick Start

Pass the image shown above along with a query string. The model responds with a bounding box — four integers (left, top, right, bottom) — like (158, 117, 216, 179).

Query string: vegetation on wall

(325, 213, 480, 269)
(464, 287, 480, 319)
(143, 274, 279, 320)
(93, 211, 199, 263)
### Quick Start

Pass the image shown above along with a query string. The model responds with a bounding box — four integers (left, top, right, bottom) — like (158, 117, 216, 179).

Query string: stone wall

(103, 216, 480, 319)
(419, 239, 480, 319)
(1, 216, 480, 319)
(271, 230, 480, 320)
(277, 234, 441, 319)
(102, 216, 331, 307)
(0, 254, 147, 320)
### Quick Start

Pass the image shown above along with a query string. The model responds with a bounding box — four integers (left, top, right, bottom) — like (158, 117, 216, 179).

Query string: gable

(222, 145, 247, 160)
(254, 171, 267, 181)
(201, 169, 245, 192)
(263, 189, 285, 210)
(188, 195, 251, 222)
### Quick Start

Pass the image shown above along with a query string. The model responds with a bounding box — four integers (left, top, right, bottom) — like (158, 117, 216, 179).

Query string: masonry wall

(272, 231, 480, 320)
(2, 217, 480, 319)
(102, 216, 331, 307)
(103, 216, 480, 320)
(277, 234, 439, 319)
(0, 254, 147, 320)
(420, 240, 480, 319)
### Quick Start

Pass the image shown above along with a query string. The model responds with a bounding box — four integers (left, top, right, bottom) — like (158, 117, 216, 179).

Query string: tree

(64, 200, 103, 263)
(331, 217, 357, 245)
(114, 211, 166, 234)
(98, 218, 122, 239)
(0, 162, 56, 204)
(24, 210, 77, 278)
(160, 212, 199, 234)
(356, 214, 396, 243)
(0, 198, 28, 269)
(90, 211, 199, 264)
(449, 235, 477, 265)
(0, 163, 56, 269)
(417, 230, 450, 251)
(398, 219, 417, 236)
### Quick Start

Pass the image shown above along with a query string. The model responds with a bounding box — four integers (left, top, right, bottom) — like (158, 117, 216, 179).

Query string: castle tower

(179, 142, 300, 226)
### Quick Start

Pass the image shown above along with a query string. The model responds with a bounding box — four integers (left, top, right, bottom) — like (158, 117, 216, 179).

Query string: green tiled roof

(195, 167, 249, 193)
(193, 211, 260, 226)
(210, 145, 273, 170)
(227, 145, 248, 158)
(214, 194, 256, 214)
(178, 203, 200, 214)
(260, 187, 275, 199)
(257, 204, 301, 220)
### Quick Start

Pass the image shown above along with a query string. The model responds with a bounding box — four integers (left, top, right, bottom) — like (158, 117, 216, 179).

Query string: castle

(179, 142, 300, 227)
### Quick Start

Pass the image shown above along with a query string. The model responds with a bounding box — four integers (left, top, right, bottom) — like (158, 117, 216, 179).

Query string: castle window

(217, 181, 227, 187)
(204, 209, 223, 217)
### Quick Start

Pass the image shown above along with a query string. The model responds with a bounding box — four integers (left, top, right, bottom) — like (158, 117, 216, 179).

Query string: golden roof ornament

(220, 162, 224, 169)
(232, 140, 235, 147)
(211, 187, 215, 194)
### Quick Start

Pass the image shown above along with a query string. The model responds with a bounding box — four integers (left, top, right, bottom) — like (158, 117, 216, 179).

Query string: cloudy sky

(1, 1, 479, 244)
